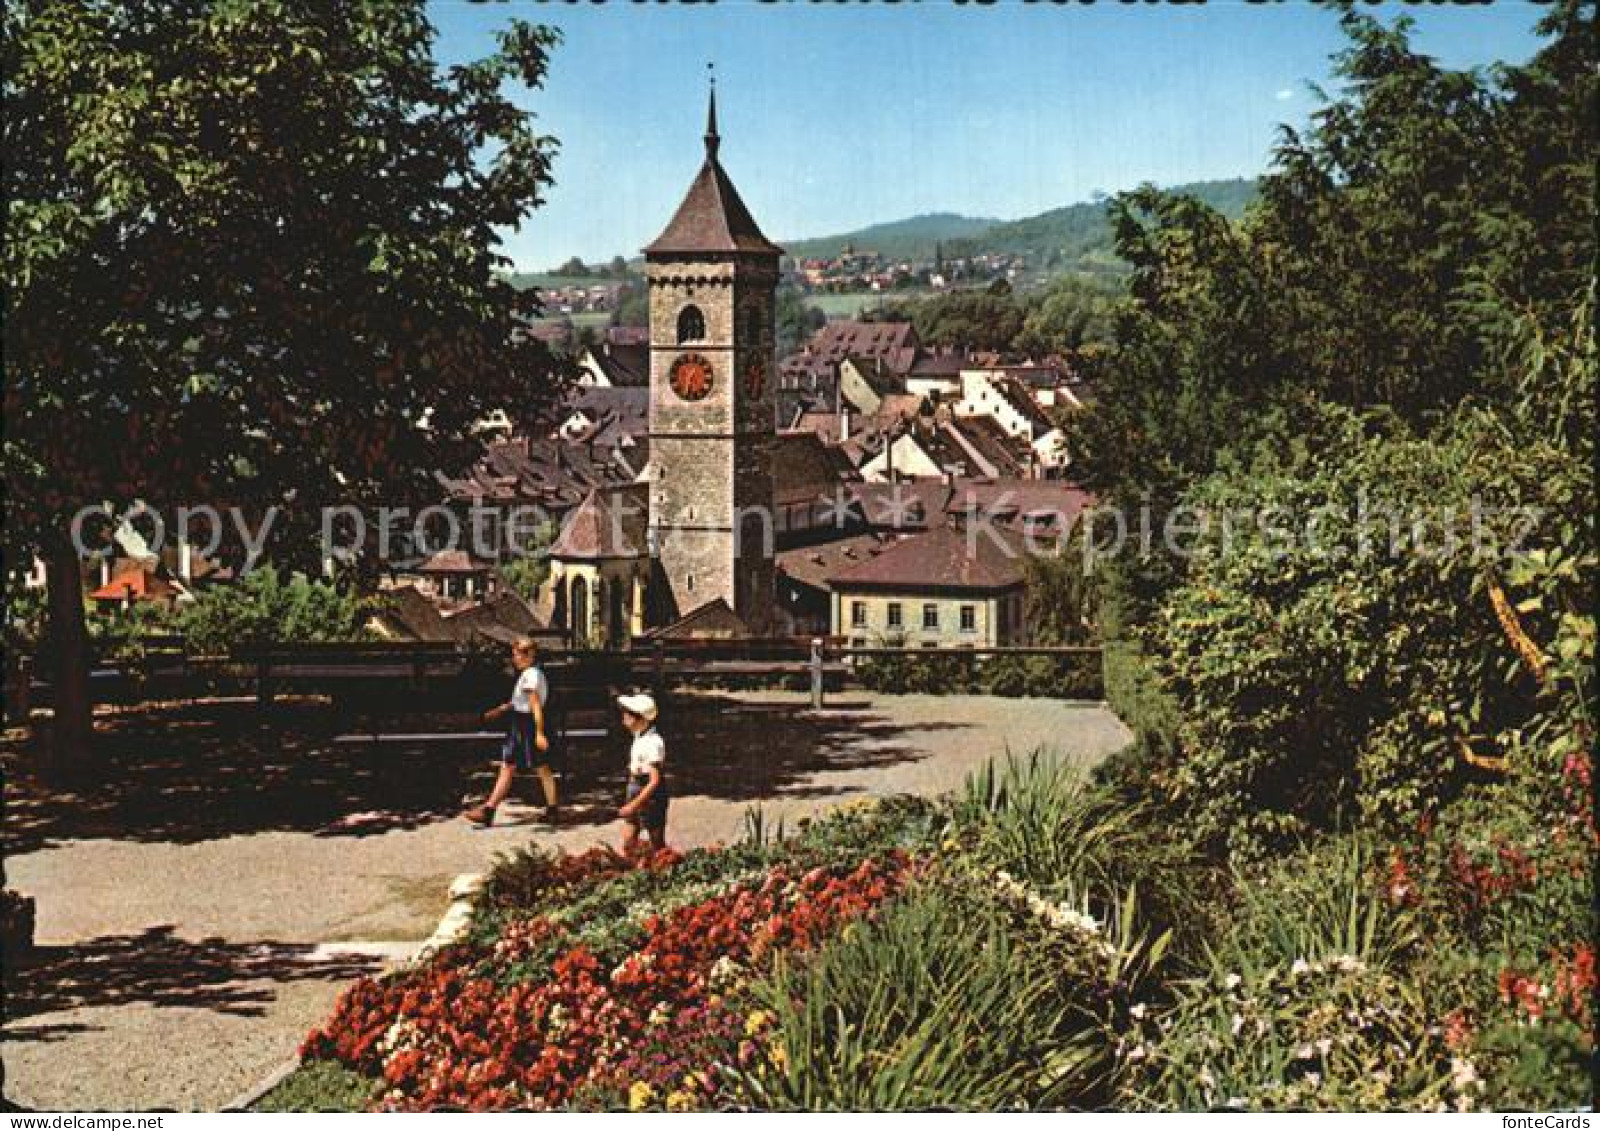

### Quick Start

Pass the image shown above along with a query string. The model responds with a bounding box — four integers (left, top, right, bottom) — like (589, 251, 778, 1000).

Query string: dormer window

(677, 304, 706, 344)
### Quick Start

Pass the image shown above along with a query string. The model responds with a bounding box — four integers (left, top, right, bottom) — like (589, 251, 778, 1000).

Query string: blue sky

(429, 1, 1550, 269)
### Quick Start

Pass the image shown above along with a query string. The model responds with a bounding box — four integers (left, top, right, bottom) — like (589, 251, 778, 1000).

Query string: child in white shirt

(463, 638, 558, 827)
(616, 692, 668, 855)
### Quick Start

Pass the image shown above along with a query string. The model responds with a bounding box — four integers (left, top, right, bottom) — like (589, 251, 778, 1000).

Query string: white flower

(1315, 1038, 1332, 1057)
(1230, 1013, 1245, 1037)
(1129, 1003, 1148, 1021)
(1290, 958, 1311, 977)
(1223, 973, 1243, 991)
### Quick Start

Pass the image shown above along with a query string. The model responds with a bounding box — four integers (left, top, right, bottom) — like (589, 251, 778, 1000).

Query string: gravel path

(2, 691, 1129, 1111)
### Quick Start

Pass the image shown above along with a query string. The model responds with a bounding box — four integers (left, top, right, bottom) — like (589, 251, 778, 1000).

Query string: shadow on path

(2, 926, 383, 1033)
(4, 694, 970, 853)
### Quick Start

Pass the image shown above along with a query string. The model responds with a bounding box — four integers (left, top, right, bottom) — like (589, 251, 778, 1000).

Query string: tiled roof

(644, 597, 751, 639)
(777, 532, 894, 592)
(824, 523, 1024, 592)
(850, 480, 944, 529)
(774, 430, 859, 505)
(377, 584, 545, 646)
(908, 351, 969, 377)
(644, 110, 782, 257)
(549, 481, 650, 561)
(418, 550, 492, 574)
(804, 321, 920, 370)
(939, 479, 1095, 533)
(89, 564, 177, 603)
(945, 416, 1030, 479)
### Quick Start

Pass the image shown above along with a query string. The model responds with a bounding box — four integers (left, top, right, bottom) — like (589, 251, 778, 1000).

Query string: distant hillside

(784, 213, 999, 263)
(951, 178, 1257, 271)
(507, 178, 1258, 285)
(783, 178, 1258, 273)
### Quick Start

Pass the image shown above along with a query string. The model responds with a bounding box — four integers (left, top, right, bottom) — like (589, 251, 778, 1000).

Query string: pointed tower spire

(704, 63, 720, 161)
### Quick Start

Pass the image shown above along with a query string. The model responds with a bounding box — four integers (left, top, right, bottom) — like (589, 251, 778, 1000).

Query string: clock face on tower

(742, 357, 766, 399)
(669, 353, 714, 402)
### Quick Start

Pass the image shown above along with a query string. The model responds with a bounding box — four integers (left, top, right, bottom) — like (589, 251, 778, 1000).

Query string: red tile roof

(549, 482, 650, 561)
(773, 430, 859, 505)
(777, 532, 894, 592)
(824, 524, 1024, 593)
(89, 566, 177, 603)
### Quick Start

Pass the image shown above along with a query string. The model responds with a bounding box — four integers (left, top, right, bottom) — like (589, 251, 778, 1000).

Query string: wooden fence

(9, 637, 1104, 719)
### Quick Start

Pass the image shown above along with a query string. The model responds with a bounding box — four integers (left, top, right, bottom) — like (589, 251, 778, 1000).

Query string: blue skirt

(500, 713, 557, 771)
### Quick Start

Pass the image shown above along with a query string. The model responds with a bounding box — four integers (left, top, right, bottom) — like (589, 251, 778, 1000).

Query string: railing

(17, 637, 1104, 714)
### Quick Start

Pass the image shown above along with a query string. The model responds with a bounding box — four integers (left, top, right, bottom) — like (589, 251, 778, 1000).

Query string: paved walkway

(2, 691, 1129, 1111)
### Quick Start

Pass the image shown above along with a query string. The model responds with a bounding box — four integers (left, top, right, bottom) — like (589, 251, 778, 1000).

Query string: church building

(545, 87, 783, 644)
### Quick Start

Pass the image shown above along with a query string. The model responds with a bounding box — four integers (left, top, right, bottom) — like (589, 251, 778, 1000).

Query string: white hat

(617, 692, 658, 721)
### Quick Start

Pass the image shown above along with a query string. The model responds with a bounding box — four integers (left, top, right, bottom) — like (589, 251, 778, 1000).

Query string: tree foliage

(3, 0, 568, 763)
(178, 566, 369, 655)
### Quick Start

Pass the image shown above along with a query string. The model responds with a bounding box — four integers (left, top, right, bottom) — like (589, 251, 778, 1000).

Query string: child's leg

(484, 763, 516, 809)
(534, 764, 559, 810)
(620, 817, 640, 857)
(646, 824, 668, 854)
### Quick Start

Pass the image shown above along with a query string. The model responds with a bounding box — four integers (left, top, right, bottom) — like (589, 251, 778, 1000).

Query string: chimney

(840, 404, 851, 443)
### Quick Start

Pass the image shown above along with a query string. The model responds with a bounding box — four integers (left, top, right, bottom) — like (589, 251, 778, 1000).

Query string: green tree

(4, 1, 568, 768)
(179, 566, 369, 655)
(1014, 274, 1122, 357)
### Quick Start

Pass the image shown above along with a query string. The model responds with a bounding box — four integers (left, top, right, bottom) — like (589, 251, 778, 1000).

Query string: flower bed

(302, 848, 917, 1110)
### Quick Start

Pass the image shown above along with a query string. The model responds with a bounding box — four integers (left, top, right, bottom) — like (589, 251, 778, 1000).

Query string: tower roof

(644, 85, 782, 258)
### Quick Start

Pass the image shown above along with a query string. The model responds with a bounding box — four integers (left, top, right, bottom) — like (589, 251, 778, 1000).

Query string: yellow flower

(666, 1090, 693, 1112)
(628, 1081, 656, 1111)
(768, 1043, 789, 1071)
(745, 1010, 776, 1036)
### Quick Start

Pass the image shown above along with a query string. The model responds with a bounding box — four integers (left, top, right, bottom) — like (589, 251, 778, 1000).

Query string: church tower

(644, 83, 780, 631)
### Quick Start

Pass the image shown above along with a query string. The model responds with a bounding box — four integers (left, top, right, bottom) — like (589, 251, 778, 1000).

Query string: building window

(851, 601, 867, 628)
(960, 605, 976, 633)
(886, 602, 903, 628)
(922, 603, 938, 630)
(677, 305, 705, 344)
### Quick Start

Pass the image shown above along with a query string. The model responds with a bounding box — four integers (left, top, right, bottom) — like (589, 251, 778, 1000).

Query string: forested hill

(783, 177, 1257, 270)
(781, 212, 999, 263)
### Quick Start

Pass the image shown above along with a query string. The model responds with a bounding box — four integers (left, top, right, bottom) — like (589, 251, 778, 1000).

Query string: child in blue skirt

(463, 638, 559, 827)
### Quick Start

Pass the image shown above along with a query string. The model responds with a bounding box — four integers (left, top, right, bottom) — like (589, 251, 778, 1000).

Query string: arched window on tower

(676, 304, 705, 344)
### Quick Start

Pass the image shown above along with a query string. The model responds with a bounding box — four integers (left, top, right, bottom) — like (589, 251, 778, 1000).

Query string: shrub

(1141, 405, 1593, 854)
(179, 565, 371, 654)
